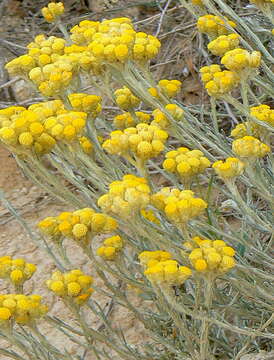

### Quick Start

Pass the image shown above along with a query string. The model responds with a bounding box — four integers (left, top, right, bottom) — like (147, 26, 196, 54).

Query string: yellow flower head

(113, 112, 150, 130)
(46, 269, 94, 305)
(232, 136, 270, 158)
(114, 87, 141, 110)
(189, 239, 236, 274)
(102, 123, 168, 161)
(212, 157, 245, 179)
(208, 34, 240, 56)
(151, 104, 184, 129)
(68, 93, 102, 117)
(98, 174, 151, 218)
(139, 251, 192, 286)
(197, 14, 236, 38)
(221, 48, 261, 72)
(158, 79, 182, 98)
(41, 2, 65, 23)
(0, 294, 47, 324)
(151, 188, 207, 225)
(163, 147, 210, 181)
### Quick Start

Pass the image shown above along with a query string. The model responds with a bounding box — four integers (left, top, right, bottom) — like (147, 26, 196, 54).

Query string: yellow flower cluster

(249, 0, 274, 7)
(221, 48, 261, 72)
(114, 87, 141, 110)
(151, 104, 184, 129)
(212, 157, 245, 179)
(38, 208, 117, 245)
(197, 15, 236, 38)
(208, 34, 240, 56)
(231, 105, 273, 139)
(200, 65, 239, 98)
(102, 123, 168, 161)
(79, 136, 93, 154)
(87, 18, 161, 64)
(70, 20, 100, 45)
(250, 104, 274, 127)
(188, 239, 236, 274)
(97, 175, 151, 218)
(97, 235, 124, 260)
(139, 250, 192, 286)
(0, 103, 59, 154)
(5, 55, 36, 76)
(113, 112, 151, 129)
(41, 2, 64, 23)
(68, 93, 102, 117)
(0, 256, 36, 286)
(0, 294, 47, 324)
(29, 58, 77, 97)
(149, 79, 182, 99)
(46, 269, 93, 305)
(27, 35, 66, 65)
(151, 188, 207, 225)
(232, 136, 270, 158)
(162, 147, 210, 181)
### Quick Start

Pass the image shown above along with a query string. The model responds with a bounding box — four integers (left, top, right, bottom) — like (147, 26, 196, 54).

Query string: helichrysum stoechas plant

(1, 1, 274, 359)
(41, 2, 64, 23)
(114, 87, 141, 110)
(207, 34, 240, 56)
(188, 239, 236, 274)
(0, 256, 36, 290)
(151, 104, 184, 130)
(46, 269, 94, 306)
(113, 111, 151, 129)
(102, 123, 168, 173)
(97, 174, 151, 218)
(151, 188, 207, 226)
(197, 14, 236, 38)
(162, 147, 211, 187)
(38, 208, 117, 246)
(139, 250, 192, 287)
(212, 157, 245, 180)
(97, 235, 124, 260)
(232, 136, 270, 159)
(0, 294, 48, 325)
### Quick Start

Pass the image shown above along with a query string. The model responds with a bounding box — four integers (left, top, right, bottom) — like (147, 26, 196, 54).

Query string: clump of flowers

(151, 188, 207, 225)
(151, 104, 184, 129)
(197, 14, 236, 38)
(38, 208, 117, 246)
(0, 256, 36, 288)
(41, 2, 64, 23)
(212, 158, 245, 179)
(27, 35, 66, 65)
(221, 48, 261, 75)
(113, 111, 150, 129)
(114, 87, 141, 110)
(232, 136, 270, 159)
(200, 66, 239, 98)
(97, 235, 124, 260)
(87, 18, 161, 65)
(162, 147, 210, 186)
(68, 93, 102, 117)
(102, 123, 168, 166)
(188, 239, 236, 274)
(97, 174, 151, 218)
(250, 104, 274, 127)
(139, 250, 192, 286)
(208, 34, 240, 56)
(70, 20, 100, 45)
(149, 79, 182, 99)
(46, 269, 93, 306)
(0, 294, 47, 325)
